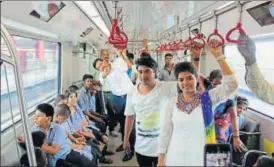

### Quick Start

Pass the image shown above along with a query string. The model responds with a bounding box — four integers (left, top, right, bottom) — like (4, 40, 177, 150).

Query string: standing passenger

(123, 53, 177, 167)
(127, 52, 138, 85)
(158, 53, 177, 81)
(237, 34, 274, 105)
(98, 48, 136, 161)
(93, 49, 118, 137)
(158, 41, 239, 166)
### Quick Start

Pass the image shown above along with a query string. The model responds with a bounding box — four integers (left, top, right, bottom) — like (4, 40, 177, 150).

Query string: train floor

(101, 128, 138, 166)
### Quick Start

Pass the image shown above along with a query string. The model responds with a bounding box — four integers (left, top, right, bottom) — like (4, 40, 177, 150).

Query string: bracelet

(193, 57, 200, 61)
(216, 55, 226, 61)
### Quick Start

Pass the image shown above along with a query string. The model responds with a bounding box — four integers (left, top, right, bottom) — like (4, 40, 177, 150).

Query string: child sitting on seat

(62, 88, 113, 164)
(20, 148, 47, 167)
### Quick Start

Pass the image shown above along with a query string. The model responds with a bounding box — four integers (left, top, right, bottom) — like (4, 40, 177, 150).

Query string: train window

(12, 36, 60, 114)
(1, 35, 11, 57)
(1, 61, 21, 131)
(225, 36, 274, 118)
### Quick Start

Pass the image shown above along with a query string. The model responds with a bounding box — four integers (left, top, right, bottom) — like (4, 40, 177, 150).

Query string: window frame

(1, 35, 62, 133)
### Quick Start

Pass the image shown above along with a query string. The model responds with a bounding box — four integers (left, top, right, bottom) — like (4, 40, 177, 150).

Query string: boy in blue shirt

(28, 103, 96, 166)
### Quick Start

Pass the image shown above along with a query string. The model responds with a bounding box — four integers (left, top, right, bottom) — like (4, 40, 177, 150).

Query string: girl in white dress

(158, 42, 239, 166)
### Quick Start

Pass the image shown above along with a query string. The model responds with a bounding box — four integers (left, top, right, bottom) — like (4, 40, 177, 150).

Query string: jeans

(112, 94, 135, 150)
(96, 91, 117, 132)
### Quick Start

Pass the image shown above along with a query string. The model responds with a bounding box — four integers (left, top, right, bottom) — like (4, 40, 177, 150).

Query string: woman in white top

(158, 43, 239, 166)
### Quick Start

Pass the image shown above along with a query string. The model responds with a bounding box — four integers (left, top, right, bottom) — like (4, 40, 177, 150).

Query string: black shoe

(99, 157, 113, 164)
(105, 150, 114, 155)
(109, 131, 118, 137)
(116, 144, 124, 152)
(122, 151, 134, 162)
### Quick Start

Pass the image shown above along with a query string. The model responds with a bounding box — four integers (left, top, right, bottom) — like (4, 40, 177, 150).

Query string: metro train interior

(1, 1, 274, 167)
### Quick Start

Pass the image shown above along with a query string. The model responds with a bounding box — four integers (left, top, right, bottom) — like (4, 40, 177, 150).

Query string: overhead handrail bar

(159, 1, 251, 40)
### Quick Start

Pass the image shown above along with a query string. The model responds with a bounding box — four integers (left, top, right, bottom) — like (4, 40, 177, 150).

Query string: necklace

(176, 92, 200, 114)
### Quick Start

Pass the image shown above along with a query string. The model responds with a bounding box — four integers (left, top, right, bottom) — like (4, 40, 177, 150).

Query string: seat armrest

(239, 131, 261, 135)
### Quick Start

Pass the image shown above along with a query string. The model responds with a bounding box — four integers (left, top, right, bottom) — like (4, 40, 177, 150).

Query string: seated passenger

(214, 99, 235, 143)
(18, 131, 47, 166)
(77, 75, 107, 124)
(31, 103, 96, 166)
(64, 89, 113, 164)
(207, 69, 223, 90)
(228, 96, 249, 133)
(18, 131, 46, 150)
(255, 155, 274, 167)
(214, 96, 248, 144)
(88, 83, 110, 143)
(69, 85, 107, 120)
(237, 34, 274, 105)
(158, 41, 238, 166)
(64, 90, 96, 138)
(54, 104, 97, 166)
(54, 94, 68, 106)
(20, 148, 47, 167)
(19, 130, 76, 167)
(68, 85, 108, 133)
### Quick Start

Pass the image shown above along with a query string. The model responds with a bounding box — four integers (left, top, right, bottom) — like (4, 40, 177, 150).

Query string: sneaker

(109, 131, 118, 137)
(116, 144, 124, 152)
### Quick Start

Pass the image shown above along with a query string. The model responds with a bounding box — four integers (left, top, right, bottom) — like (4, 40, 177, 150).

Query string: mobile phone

(204, 143, 233, 167)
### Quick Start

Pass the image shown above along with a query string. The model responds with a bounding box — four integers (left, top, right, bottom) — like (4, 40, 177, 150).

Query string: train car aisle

(100, 127, 138, 166)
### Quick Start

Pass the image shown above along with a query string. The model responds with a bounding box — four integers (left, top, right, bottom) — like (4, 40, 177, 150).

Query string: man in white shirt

(94, 49, 136, 161)
(92, 49, 118, 138)
(123, 53, 177, 166)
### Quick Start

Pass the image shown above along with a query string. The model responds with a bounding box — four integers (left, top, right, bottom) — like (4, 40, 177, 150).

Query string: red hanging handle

(225, 22, 247, 45)
(165, 43, 170, 51)
(207, 29, 225, 47)
(159, 44, 164, 51)
(169, 41, 178, 51)
(108, 19, 128, 45)
(158, 44, 163, 52)
(163, 44, 168, 51)
(158, 45, 162, 52)
(176, 39, 186, 50)
(184, 37, 192, 48)
(166, 42, 174, 51)
(156, 45, 161, 52)
(191, 34, 206, 49)
(113, 43, 127, 49)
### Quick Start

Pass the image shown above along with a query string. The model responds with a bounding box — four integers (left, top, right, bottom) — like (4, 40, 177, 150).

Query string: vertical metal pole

(1, 24, 37, 166)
